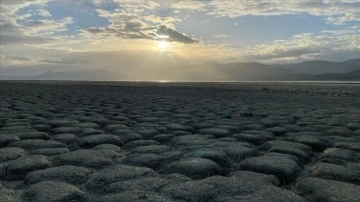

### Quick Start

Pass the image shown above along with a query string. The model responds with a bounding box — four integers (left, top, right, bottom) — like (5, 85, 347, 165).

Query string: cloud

(157, 25, 197, 43)
(0, 17, 67, 45)
(0, 0, 69, 46)
(0, 0, 49, 19)
(0, 21, 57, 45)
(86, 9, 197, 43)
(244, 46, 320, 62)
(214, 35, 232, 38)
(86, 24, 198, 43)
(0, 34, 56, 45)
(0, 0, 48, 6)
(0, 22, 20, 35)
(38, 59, 83, 65)
(172, 0, 360, 24)
(20, 17, 73, 35)
(240, 26, 360, 63)
(0, 55, 30, 65)
(36, 9, 51, 17)
(143, 15, 179, 28)
(172, 0, 209, 11)
(112, 0, 159, 14)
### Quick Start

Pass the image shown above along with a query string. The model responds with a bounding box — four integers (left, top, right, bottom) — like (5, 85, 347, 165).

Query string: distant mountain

(205, 62, 360, 81)
(208, 62, 309, 81)
(8, 70, 120, 81)
(2, 59, 360, 81)
(314, 68, 360, 81)
(280, 59, 360, 75)
(343, 59, 360, 66)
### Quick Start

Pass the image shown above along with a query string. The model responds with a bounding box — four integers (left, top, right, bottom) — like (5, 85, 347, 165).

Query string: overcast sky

(0, 0, 359, 77)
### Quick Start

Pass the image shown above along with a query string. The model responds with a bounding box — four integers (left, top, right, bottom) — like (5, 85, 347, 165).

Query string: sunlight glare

(158, 40, 170, 50)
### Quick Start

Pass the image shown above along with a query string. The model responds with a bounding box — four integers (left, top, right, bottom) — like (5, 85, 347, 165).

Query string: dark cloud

(0, 19, 58, 45)
(118, 32, 154, 40)
(244, 47, 320, 61)
(0, 55, 30, 65)
(87, 27, 118, 34)
(87, 27, 106, 34)
(0, 23, 20, 34)
(0, 34, 56, 45)
(23, 20, 48, 27)
(124, 21, 144, 31)
(38, 58, 86, 65)
(3, 55, 30, 61)
(86, 24, 197, 44)
(157, 25, 197, 44)
(38, 59, 68, 64)
(85, 8, 198, 44)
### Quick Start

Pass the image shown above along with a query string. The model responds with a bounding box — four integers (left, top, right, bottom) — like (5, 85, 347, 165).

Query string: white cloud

(240, 26, 360, 63)
(214, 35, 232, 38)
(21, 17, 73, 35)
(88, 6, 197, 43)
(143, 15, 180, 28)
(172, 0, 208, 11)
(37, 9, 52, 17)
(112, 0, 160, 15)
(172, 0, 360, 24)
(0, 0, 73, 47)
(0, 0, 49, 19)
(0, 0, 47, 5)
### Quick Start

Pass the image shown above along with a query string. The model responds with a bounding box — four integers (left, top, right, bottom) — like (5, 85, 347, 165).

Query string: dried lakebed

(1, 81, 360, 202)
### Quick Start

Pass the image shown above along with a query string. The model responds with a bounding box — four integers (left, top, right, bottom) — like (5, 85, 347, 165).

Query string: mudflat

(1, 81, 360, 202)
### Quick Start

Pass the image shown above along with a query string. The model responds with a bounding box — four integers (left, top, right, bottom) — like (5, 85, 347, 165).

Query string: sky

(0, 0, 359, 78)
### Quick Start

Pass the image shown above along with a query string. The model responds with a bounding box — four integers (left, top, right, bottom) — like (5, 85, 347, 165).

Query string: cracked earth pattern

(1, 81, 360, 202)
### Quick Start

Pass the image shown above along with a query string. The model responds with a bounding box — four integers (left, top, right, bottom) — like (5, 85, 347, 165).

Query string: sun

(158, 40, 170, 50)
